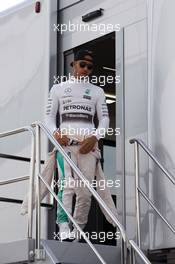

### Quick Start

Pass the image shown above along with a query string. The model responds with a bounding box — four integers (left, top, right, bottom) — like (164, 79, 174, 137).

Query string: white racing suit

(56, 143, 100, 227)
(45, 79, 110, 227)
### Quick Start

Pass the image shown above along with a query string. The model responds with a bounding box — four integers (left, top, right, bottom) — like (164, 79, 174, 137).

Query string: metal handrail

(0, 126, 35, 239)
(130, 138, 175, 247)
(0, 175, 29, 186)
(130, 139, 175, 185)
(129, 240, 151, 264)
(32, 121, 151, 264)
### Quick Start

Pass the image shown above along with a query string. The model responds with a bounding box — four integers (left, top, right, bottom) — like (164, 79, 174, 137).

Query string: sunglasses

(79, 61, 94, 70)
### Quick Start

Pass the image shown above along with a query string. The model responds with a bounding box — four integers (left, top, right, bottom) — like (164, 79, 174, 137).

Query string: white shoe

(59, 222, 71, 241)
(69, 224, 86, 242)
(69, 228, 81, 242)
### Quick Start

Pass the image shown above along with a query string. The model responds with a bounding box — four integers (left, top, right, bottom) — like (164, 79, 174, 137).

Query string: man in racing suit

(45, 49, 109, 241)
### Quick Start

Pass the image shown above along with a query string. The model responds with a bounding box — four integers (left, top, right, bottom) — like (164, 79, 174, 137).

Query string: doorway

(63, 32, 117, 245)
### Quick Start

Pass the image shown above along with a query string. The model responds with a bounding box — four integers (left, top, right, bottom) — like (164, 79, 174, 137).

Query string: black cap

(70, 49, 94, 67)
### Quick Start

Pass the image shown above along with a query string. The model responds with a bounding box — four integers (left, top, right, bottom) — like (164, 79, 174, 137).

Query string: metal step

(0, 239, 35, 264)
(151, 262, 167, 264)
(147, 247, 175, 264)
(42, 239, 121, 264)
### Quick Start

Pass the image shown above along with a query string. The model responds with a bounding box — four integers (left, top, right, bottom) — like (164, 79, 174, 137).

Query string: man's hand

(79, 136, 98, 154)
(53, 131, 69, 146)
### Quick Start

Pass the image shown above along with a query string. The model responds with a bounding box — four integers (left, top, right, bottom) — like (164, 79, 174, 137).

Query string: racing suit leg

(73, 149, 97, 226)
(56, 149, 77, 224)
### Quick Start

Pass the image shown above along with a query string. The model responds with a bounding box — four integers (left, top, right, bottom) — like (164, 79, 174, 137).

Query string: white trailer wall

(148, 0, 175, 249)
(0, 0, 57, 243)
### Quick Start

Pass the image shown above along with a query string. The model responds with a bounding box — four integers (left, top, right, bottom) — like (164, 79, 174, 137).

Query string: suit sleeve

(44, 85, 59, 134)
(95, 89, 110, 140)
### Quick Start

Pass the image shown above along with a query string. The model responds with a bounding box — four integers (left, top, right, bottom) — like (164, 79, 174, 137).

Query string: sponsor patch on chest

(63, 104, 91, 112)
(83, 95, 91, 100)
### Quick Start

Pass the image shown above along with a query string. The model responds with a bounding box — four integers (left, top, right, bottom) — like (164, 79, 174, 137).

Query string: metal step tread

(42, 239, 120, 264)
(148, 247, 175, 264)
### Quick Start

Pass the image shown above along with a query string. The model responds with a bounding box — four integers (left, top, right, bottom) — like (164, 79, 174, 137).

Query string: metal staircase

(1, 121, 170, 264)
(41, 240, 121, 264)
(130, 139, 175, 264)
